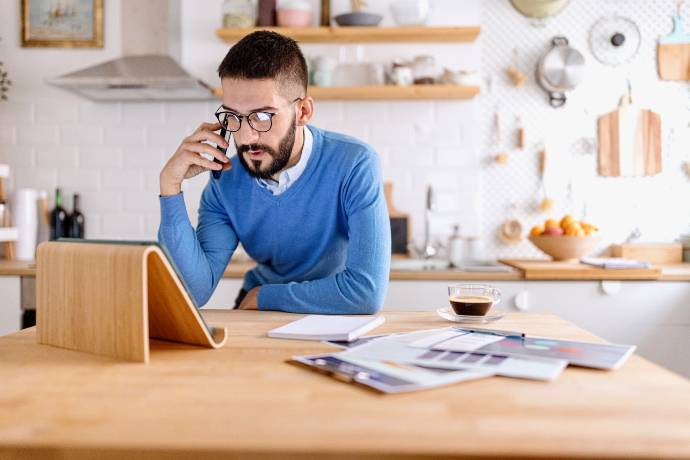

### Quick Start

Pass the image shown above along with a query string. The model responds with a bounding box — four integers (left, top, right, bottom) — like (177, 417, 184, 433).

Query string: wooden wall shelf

(216, 26, 480, 44)
(213, 85, 479, 101)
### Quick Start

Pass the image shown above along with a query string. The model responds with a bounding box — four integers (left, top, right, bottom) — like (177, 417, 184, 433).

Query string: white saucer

(436, 308, 506, 324)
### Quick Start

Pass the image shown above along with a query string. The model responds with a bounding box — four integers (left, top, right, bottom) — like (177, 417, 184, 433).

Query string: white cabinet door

(0, 277, 21, 337)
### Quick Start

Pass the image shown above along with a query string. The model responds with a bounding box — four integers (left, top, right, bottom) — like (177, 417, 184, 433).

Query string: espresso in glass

(449, 295, 493, 316)
(447, 284, 502, 316)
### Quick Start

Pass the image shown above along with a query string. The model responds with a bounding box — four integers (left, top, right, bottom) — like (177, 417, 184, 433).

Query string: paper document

(341, 329, 567, 381)
(292, 353, 493, 393)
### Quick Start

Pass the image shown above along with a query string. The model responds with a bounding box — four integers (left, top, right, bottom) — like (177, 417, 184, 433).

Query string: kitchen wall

(1, 0, 688, 256)
(480, 0, 690, 259)
(0, 0, 481, 245)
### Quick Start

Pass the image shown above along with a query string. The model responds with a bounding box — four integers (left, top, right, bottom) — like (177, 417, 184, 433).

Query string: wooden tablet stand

(36, 241, 228, 363)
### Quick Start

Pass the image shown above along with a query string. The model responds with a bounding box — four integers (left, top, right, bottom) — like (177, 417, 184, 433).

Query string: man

(158, 31, 390, 314)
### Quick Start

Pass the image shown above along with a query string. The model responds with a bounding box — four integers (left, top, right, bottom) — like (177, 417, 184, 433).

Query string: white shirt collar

(258, 126, 313, 195)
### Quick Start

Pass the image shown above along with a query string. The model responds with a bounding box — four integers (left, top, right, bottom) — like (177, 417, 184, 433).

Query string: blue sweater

(158, 126, 391, 314)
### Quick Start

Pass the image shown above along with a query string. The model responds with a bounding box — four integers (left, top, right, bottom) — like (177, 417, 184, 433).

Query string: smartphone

(213, 127, 228, 180)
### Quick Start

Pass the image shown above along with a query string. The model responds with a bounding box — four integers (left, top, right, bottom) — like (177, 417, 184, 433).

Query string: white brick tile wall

(78, 146, 122, 168)
(165, 102, 209, 125)
(123, 146, 165, 169)
(343, 101, 389, 124)
(145, 213, 161, 236)
(123, 103, 165, 124)
(0, 101, 35, 123)
(102, 170, 144, 190)
(17, 125, 58, 146)
(0, 124, 16, 145)
(149, 125, 190, 148)
(78, 102, 121, 125)
(389, 144, 434, 168)
(101, 213, 144, 236)
(371, 124, 414, 145)
(58, 169, 100, 190)
(1, 147, 34, 168)
(105, 125, 146, 146)
(124, 191, 160, 212)
(36, 146, 77, 169)
(81, 191, 122, 212)
(36, 101, 78, 124)
(60, 124, 104, 146)
(388, 101, 433, 123)
(13, 168, 57, 190)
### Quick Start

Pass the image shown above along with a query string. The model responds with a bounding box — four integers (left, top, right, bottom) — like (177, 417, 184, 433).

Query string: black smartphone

(213, 127, 228, 180)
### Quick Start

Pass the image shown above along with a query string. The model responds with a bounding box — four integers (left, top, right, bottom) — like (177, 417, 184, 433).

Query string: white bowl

(390, 0, 430, 26)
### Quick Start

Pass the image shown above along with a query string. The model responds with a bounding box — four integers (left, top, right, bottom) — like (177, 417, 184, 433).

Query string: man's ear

(296, 96, 314, 126)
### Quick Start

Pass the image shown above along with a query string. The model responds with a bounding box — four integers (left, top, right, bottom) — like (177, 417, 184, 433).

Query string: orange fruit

(560, 215, 576, 229)
(545, 219, 559, 229)
(530, 225, 545, 237)
(584, 227, 596, 236)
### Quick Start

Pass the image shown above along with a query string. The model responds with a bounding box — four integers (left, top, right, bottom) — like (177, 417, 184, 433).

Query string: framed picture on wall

(21, 0, 104, 48)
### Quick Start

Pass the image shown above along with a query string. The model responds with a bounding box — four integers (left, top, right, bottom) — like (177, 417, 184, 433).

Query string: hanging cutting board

(598, 94, 662, 177)
(658, 14, 690, 80)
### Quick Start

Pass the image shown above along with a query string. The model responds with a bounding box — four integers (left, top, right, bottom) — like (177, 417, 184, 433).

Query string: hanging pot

(536, 37, 585, 107)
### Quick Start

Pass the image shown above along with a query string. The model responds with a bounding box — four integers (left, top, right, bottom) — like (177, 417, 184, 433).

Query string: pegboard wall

(480, 0, 690, 259)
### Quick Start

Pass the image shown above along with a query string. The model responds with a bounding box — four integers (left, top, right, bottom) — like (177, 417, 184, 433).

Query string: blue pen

(212, 127, 228, 180)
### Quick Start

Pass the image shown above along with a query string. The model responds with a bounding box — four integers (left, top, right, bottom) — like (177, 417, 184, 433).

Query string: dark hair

(217, 31, 308, 100)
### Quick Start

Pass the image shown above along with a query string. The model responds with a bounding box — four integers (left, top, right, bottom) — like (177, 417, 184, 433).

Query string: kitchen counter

(1, 311, 689, 459)
(3, 259, 690, 281)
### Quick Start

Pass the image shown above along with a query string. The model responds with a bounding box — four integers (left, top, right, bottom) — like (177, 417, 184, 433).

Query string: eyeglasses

(215, 98, 301, 133)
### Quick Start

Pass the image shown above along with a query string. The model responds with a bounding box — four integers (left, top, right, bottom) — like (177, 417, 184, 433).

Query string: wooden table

(1, 311, 690, 459)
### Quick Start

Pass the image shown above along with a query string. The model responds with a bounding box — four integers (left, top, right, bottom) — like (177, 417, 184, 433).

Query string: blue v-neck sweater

(158, 126, 391, 314)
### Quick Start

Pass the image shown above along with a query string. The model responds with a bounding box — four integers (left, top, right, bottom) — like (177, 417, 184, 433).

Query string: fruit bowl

(528, 235, 603, 262)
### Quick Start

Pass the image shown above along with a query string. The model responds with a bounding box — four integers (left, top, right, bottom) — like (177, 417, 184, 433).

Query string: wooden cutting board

(598, 94, 661, 177)
(497, 259, 662, 280)
(658, 14, 690, 80)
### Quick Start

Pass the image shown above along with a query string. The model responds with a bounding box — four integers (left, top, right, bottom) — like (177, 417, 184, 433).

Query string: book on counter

(268, 315, 385, 342)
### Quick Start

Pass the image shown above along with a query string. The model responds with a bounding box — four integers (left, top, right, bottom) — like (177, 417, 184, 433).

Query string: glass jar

(413, 55, 436, 85)
(223, 0, 257, 28)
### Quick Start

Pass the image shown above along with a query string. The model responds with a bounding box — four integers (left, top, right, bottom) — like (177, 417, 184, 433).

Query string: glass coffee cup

(447, 284, 502, 316)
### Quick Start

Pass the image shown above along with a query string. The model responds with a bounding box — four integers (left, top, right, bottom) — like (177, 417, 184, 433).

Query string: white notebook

(268, 315, 385, 342)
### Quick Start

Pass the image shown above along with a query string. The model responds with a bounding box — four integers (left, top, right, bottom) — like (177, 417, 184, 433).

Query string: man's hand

(237, 287, 260, 310)
(160, 122, 233, 197)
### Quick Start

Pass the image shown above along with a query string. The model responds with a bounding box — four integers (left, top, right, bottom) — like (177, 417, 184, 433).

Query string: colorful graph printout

(341, 330, 567, 381)
(424, 330, 636, 370)
(292, 354, 493, 394)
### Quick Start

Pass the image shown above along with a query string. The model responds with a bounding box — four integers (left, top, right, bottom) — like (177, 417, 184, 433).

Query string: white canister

(463, 236, 485, 261)
(13, 188, 39, 260)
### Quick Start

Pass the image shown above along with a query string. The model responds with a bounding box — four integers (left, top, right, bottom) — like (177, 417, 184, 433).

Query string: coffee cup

(447, 284, 501, 316)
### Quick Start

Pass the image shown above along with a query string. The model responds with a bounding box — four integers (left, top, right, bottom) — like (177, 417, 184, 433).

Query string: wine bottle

(68, 193, 85, 239)
(49, 188, 68, 240)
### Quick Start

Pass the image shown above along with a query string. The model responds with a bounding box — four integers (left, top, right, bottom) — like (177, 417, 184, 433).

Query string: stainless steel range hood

(46, 0, 217, 102)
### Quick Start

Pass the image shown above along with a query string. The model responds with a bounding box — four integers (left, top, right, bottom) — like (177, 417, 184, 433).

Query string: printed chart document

(341, 329, 567, 381)
(268, 315, 385, 342)
(292, 353, 493, 394)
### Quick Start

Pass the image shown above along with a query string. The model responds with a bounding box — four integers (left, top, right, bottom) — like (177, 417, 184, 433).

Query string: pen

(452, 326, 525, 339)
(212, 127, 228, 180)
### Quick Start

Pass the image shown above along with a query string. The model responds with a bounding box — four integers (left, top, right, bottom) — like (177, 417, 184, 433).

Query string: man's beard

(236, 115, 296, 181)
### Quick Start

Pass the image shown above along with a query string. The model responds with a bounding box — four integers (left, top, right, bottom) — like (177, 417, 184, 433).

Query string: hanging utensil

(598, 91, 662, 177)
(539, 143, 554, 212)
(536, 37, 585, 107)
(495, 112, 508, 164)
(658, 1, 690, 81)
(589, 15, 641, 67)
